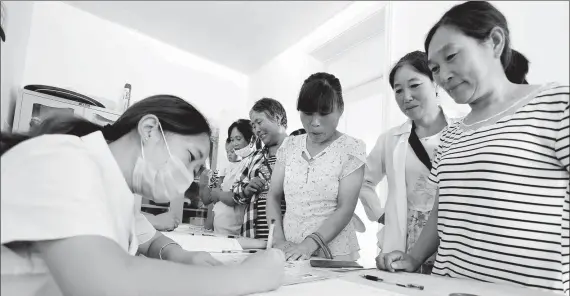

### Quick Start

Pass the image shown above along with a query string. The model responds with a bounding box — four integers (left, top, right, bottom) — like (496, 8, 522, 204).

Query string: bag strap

(408, 121, 432, 171)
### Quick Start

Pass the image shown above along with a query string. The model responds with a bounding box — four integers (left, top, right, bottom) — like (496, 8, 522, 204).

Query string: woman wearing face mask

(214, 98, 288, 239)
(267, 73, 366, 261)
(358, 51, 458, 274)
(201, 119, 258, 235)
(1, 95, 285, 296)
(378, 2, 569, 294)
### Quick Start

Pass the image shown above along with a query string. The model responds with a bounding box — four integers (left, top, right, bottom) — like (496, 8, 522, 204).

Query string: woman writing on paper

(267, 72, 366, 261)
(1, 95, 285, 296)
(378, 2, 568, 294)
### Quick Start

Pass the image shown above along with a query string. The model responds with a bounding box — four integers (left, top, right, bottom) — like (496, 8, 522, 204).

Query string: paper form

(210, 253, 251, 265)
(282, 261, 337, 286)
(252, 279, 409, 296)
(161, 231, 242, 252)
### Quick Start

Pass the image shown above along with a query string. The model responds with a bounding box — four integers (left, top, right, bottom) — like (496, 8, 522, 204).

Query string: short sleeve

(428, 127, 451, 185)
(0, 136, 119, 245)
(135, 212, 157, 246)
(340, 138, 366, 179)
(276, 136, 291, 164)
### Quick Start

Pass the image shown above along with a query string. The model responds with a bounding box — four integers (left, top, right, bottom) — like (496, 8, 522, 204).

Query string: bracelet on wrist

(158, 242, 182, 260)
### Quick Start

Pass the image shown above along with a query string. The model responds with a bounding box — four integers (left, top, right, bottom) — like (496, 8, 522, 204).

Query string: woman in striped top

(377, 1, 569, 294)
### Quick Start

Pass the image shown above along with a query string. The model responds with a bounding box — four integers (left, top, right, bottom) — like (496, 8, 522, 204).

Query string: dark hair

(225, 138, 232, 144)
(389, 51, 433, 89)
(228, 119, 255, 144)
(424, 1, 529, 84)
(289, 128, 306, 136)
(1, 95, 211, 156)
(505, 50, 529, 84)
(250, 97, 288, 129)
(297, 72, 344, 114)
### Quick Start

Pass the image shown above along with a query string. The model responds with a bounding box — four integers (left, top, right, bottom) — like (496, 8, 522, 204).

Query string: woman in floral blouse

(267, 73, 366, 261)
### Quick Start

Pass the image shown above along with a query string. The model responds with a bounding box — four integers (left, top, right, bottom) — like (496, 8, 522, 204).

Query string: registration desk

(165, 224, 562, 296)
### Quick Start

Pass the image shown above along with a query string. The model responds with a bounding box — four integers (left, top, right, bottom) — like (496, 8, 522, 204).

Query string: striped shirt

(232, 146, 286, 239)
(429, 83, 569, 294)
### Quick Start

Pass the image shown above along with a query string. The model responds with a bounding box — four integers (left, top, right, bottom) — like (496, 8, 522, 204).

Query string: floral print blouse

(277, 134, 366, 258)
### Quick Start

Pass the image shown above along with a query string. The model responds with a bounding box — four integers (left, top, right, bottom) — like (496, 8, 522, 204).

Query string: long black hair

(1, 95, 212, 156)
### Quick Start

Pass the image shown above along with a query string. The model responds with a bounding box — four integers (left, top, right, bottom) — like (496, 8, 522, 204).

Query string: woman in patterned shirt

(267, 73, 366, 261)
(217, 98, 288, 239)
(378, 1, 569, 294)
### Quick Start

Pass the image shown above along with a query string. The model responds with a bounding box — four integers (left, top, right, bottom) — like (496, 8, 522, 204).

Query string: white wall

(246, 2, 390, 135)
(247, 49, 324, 133)
(384, 1, 570, 128)
(493, 1, 569, 84)
(0, 0, 34, 131)
(20, 1, 249, 167)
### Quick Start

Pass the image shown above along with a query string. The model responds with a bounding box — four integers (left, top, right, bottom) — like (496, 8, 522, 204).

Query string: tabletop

(165, 224, 564, 296)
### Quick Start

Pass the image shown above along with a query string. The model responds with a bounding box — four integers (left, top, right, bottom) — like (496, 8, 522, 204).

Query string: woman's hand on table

(283, 239, 319, 261)
(376, 251, 421, 272)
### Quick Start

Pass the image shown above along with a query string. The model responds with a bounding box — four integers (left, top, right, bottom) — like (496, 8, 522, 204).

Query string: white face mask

(234, 141, 255, 158)
(132, 123, 195, 203)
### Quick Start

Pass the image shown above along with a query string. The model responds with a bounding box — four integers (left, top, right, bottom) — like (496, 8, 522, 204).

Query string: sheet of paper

(210, 253, 251, 265)
(253, 278, 409, 296)
(161, 231, 242, 252)
(173, 224, 213, 235)
(282, 261, 337, 286)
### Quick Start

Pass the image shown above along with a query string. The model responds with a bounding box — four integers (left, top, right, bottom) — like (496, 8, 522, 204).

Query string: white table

(165, 226, 563, 296)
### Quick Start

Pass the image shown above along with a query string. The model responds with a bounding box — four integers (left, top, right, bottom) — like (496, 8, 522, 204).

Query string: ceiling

(65, 1, 353, 74)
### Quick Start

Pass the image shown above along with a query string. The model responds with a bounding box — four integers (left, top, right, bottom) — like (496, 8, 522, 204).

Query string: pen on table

(210, 250, 259, 254)
(189, 233, 239, 239)
(266, 219, 276, 249)
(361, 274, 424, 290)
